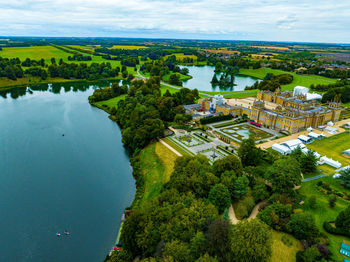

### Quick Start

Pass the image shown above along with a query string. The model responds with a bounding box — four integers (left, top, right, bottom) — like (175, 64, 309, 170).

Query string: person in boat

(64, 230, 70, 235)
(56, 232, 61, 237)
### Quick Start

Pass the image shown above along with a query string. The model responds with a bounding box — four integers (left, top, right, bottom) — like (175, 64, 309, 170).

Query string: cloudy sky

(0, 0, 349, 43)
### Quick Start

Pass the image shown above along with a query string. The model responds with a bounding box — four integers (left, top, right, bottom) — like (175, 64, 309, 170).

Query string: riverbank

(0, 76, 124, 91)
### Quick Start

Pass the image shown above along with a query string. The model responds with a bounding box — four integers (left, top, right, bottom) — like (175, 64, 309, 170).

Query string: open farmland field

(110, 45, 148, 49)
(252, 45, 290, 50)
(202, 49, 240, 55)
(0, 46, 71, 63)
(239, 68, 336, 91)
(164, 53, 198, 62)
(307, 132, 350, 166)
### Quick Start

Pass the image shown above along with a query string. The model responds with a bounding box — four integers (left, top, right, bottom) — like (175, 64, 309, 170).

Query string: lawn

(307, 132, 350, 166)
(92, 94, 127, 111)
(137, 142, 178, 209)
(162, 137, 194, 156)
(221, 123, 273, 142)
(66, 45, 95, 51)
(239, 68, 336, 91)
(298, 176, 350, 261)
(270, 230, 302, 262)
(343, 102, 350, 108)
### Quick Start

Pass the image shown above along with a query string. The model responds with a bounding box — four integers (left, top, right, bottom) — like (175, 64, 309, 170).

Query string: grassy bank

(137, 142, 178, 209)
(239, 68, 336, 91)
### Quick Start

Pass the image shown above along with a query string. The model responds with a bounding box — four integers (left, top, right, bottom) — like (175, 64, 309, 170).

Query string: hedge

(323, 221, 350, 237)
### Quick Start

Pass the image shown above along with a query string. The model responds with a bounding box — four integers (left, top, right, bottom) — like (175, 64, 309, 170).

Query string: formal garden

(220, 123, 275, 142)
(175, 134, 204, 147)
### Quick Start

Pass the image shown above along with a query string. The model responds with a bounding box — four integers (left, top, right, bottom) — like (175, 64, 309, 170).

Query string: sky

(0, 0, 349, 43)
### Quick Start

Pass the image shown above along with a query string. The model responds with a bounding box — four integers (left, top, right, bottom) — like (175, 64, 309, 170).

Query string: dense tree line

(88, 82, 128, 103)
(0, 57, 23, 80)
(47, 61, 121, 81)
(21, 58, 46, 67)
(112, 77, 199, 153)
(108, 154, 273, 262)
(246, 73, 293, 91)
(67, 54, 92, 61)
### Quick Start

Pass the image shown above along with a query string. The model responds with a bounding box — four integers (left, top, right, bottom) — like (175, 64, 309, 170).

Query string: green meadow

(298, 176, 350, 261)
(239, 68, 337, 91)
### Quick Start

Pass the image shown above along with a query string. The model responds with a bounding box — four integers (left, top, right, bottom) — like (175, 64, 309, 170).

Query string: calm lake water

(181, 65, 259, 92)
(0, 82, 135, 262)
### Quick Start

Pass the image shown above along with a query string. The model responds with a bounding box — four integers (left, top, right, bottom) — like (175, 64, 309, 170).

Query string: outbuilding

(320, 156, 342, 169)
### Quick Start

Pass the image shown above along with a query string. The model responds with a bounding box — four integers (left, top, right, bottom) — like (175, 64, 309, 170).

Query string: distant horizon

(1, 35, 350, 46)
(1, 0, 349, 44)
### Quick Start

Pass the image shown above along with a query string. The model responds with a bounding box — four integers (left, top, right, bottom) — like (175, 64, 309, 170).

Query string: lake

(0, 82, 135, 262)
(181, 65, 259, 92)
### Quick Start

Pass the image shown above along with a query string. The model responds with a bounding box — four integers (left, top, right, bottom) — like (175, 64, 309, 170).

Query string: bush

(200, 114, 233, 125)
(309, 196, 317, 209)
(235, 196, 255, 219)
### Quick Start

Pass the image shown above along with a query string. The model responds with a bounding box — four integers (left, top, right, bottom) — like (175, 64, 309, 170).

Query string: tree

(169, 73, 182, 86)
(309, 196, 317, 209)
(205, 219, 232, 261)
(287, 213, 319, 240)
(190, 232, 206, 259)
(231, 219, 272, 262)
(208, 184, 231, 213)
(252, 182, 269, 202)
(300, 150, 317, 174)
(296, 246, 321, 262)
(233, 175, 249, 200)
(238, 138, 263, 167)
(213, 155, 242, 177)
(328, 195, 337, 208)
(211, 74, 219, 85)
(195, 253, 218, 262)
(340, 168, 350, 188)
(335, 205, 350, 233)
(162, 240, 192, 262)
(267, 157, 302, 195)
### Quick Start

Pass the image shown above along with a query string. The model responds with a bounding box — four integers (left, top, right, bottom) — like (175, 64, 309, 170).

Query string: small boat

(56, 232, 61, 237)
(64, 230, 70, 235)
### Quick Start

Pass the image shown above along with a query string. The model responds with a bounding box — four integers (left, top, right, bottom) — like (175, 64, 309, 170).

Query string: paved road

(302, 174, 327, 182)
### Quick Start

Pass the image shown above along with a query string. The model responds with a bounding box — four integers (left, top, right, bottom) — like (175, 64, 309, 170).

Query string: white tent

(298, 135, 311, 143)
(307, 127, 313, 132)
(272, 143, 291, 155)
(293, 86, 309, 97)
(327, 121, 334, 126)
(320, 156, 342, 169)
(306, 93, 322, 101)
(324, 126, 338, 134)
(281, 139, 306, 151)
(308, 132, 322, 139)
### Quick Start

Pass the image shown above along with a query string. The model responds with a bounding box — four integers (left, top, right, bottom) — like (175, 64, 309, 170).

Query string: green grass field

(137, 142, 178, 209)
(164, 53, 198, 62)
(0, 46, 72, 64)
(298, 176, 350, 261)
(239, 68, 336, 91)
(162, 137, 193, 156)
(92, 94, 127, 111)
(270, 230, 302, 262)
(307, 132, 350, 166)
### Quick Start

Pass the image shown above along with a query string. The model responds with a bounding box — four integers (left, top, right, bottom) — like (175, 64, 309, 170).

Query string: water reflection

(0, 79, 122, 99)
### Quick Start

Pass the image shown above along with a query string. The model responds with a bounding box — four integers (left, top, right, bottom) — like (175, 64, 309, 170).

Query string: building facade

(198, 89, 342, 134)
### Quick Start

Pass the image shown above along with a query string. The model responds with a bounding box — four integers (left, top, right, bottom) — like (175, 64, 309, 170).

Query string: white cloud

(0, 0, 349, 42)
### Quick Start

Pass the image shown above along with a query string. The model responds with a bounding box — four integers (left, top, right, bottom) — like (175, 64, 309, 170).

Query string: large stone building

(198, 88, 342, 134)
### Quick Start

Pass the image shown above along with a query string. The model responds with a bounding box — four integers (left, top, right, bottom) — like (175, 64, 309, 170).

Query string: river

(0, 82, 135, 262)
(181, 65, 259, 92)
